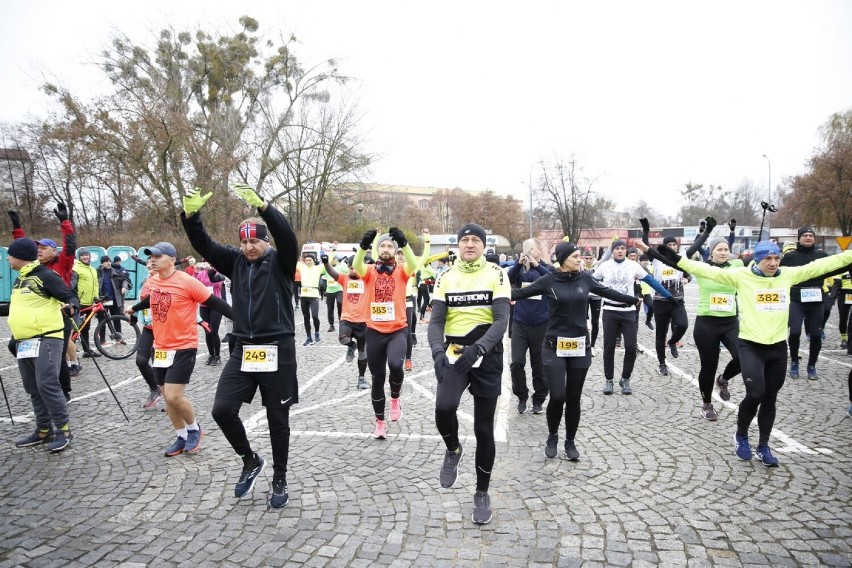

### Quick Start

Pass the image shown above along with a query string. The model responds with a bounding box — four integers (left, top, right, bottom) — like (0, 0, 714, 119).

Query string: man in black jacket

(181, 184, 299, 509)
(780, 227, 828, 380)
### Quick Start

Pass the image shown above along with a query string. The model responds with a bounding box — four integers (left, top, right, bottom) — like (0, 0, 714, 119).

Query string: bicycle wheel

(94, 315, 140, 360)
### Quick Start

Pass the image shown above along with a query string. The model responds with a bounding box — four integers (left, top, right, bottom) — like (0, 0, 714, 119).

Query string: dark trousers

(510, 321, 547, 404)
(200, 306, 222, 357)
(602, 310, 638, 381)
(736, 339, 787, 447)
(653, 299, 688, 364)
(788, 300, 823, 367)
(588, 299, 601, 347)
(693, 316, 740, 404)
(366, 327, 407, 420)
(544, 365, 588, 441)
(326, 291, 342, 325)
(837, 294, 851, 335)
(300, 298, 320, 335)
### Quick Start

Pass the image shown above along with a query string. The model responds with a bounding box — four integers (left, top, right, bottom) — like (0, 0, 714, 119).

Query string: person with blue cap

(656, 239, 852, 467)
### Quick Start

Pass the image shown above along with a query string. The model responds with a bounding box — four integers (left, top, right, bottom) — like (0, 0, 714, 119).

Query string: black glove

(433, 352, 451, 383)
(359, 229, 378, 251)
(320, 253, 329, 264)
(54, 202, 69, 222)
(729, 218, 737, 232)
(656, 244, 681, 264)
(453, 344, 482, 375)
(7, 210, 21, 229)
(703, 216, 717, 234)
(639, 218, 650, 233)
(388, 227, 407, 248)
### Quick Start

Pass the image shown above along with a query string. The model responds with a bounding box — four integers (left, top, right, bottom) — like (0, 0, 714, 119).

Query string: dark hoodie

(780, 242, 828, 302)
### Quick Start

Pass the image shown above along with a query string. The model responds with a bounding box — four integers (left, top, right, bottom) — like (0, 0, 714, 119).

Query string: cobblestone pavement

(1, 284, 850, 567)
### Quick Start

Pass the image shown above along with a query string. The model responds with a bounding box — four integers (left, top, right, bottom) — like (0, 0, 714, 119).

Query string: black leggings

(135, 327, 158, 391)
(602, 310, 637, 380)
(544, 365, 588, 441)
(406, 304, 415, 359)
(653, 299, 689, 364)
(200, 305, 222, 357)
(300, 298, 320, 336)
(693, 316, 740, 403)
(642, 294, 654, 323)
(737, 339, 787, 447)
(417, 283, 432, 318)
(366, 327, 407, 420)
(788, 300, 823, 367)
(588, 299, 601, 347)
(326, 291, 342, 325)
(435, 366, 498, 492)
(838, 294, 851, 336)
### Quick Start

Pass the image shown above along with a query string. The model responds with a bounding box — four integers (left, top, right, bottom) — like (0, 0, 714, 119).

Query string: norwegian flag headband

(239, 222, 269, 242)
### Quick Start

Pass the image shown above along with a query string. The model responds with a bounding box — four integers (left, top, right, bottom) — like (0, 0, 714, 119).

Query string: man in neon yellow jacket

(7, 238, 80, 452)
(659, 240, 852, 467)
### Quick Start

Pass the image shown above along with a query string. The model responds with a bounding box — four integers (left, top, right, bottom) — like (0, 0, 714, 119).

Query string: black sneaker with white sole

(235, 453, 266, 498)
(543, 433, 558, 459)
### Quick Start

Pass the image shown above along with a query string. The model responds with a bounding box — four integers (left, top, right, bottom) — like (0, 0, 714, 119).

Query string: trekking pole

(70, 307, 130, 422)
(0, 370, 14, 425)
(87, 354, 130, 422)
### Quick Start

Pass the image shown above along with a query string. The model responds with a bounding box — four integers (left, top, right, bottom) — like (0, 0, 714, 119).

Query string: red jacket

(13, 219, 77, 286)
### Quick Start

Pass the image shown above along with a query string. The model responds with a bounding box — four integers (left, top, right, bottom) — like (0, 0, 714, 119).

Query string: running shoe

(14, 428, 55, 447)
(472, 491, 492, 525)
(702, 403, 718, 421)
(716, 374, 730, 401)
(563, 440, 580, 461)
(314, 333, 321, 343)
(841, 340, 848, 350)
(619, 378, 632, 395)
(531, 402, 544, 414)
(142, 389, 163, 410)
(439, 445, 464, 488)
(517, 396, 528, 414)
(412, 334, 418, 346)
(390, 397, 402, 421)
(205, 355, 214, 365)
(659, 364, 669, 376)
(372, 419, 387, 440)
(327, 325, 335, 332)
(47, 430, 72, 453)
(164, 436, 186, 457)
(404, 359, 413, 372)
(806, 366, 818, 381)
(755, 445, 780, 467)
(269, 479, 289, 509)
(64, 391, 71, 402)
(303, 337, 314, 346)
(235, 454, 266, 498)
(357, 376, 369, 390)
(668, 341, 679, 358)
(645, 320, 654, 330)
(209, 355, 221, 366)
(346, 345, 356, 362)
(184, 427, 203, 454)
(788, 361, 799, 379)
(82, 350, 101, 358)
(603, 380, 614, 395)
(734, 433, 752, 461)
(847, 403, 852, 418)
(543, 434, 558, 459)
(68, 362, 82, 377)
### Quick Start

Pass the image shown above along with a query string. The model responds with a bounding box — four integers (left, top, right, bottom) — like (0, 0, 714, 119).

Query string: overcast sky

(2, 1, 850, 218)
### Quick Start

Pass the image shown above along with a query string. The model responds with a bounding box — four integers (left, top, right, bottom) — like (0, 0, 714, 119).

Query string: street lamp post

(355, 202, 364, 224)
(762, 154, 771, 236)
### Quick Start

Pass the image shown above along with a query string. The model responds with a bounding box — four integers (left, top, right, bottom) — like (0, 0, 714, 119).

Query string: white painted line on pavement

(300, 355, 346, 391)
(816, 353, 852, 368)
(640, 342, 824, 455)
(291, 429, 477, 442)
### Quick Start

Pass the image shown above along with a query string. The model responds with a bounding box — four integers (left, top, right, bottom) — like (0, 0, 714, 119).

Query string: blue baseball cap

(36, 238, 58, 248)
(143, 242, 177, 258)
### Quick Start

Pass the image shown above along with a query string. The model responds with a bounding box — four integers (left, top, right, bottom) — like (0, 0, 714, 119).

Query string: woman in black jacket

(513, 242, 639, 461)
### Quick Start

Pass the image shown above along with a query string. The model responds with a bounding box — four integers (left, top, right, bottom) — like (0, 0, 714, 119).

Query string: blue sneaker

(806, 366, 818, 381)
(184, 427, 203, 454)
(314, 332, 321, 343)
(734, 433, 752, 461)
(788, 361, 799, 379)
(268, 479, 289, 509)
(47, 430, 72, 453)
(755, 445, 780, 467)
(235, 454, 266, 498)
(847, 404, 852, 418)
(164, 436, 186, 457)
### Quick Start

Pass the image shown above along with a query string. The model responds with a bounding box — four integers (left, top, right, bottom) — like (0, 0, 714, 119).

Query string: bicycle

(71, 299, 141, 360)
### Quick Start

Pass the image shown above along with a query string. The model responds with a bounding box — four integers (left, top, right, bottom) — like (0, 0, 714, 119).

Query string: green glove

(232, 183, 265, 208)
(183, 188, 213, 215)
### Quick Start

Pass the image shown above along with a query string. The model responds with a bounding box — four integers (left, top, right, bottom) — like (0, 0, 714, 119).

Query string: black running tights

(736, 339, 786, 447)
(366, 327, 406, 420)
(544, 365, 588, 442)
(693, 316, 740, 404)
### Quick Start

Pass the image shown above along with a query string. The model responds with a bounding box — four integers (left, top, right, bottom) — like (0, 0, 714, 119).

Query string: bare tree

(536, 156, 607, 242)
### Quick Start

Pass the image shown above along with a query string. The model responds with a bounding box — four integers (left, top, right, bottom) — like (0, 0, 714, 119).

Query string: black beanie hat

(663, 236, 678, 246)
(797, 226, 815, 239)
(611, 239, 627, 250)
(555, 242, 579, 265)
(7, 238, 38, 261)
(457, 223, 487, 245)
